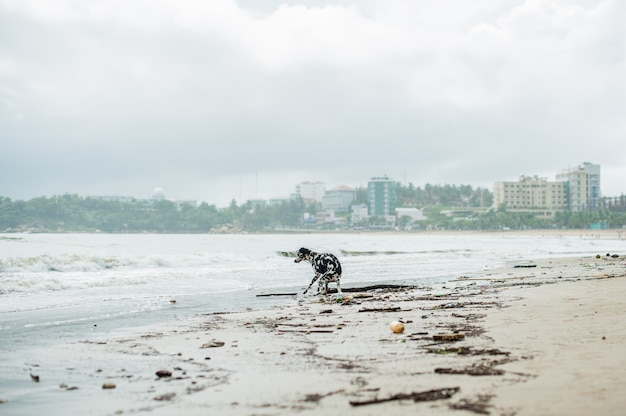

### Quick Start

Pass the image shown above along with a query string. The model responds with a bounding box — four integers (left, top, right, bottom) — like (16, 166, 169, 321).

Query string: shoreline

(2, 228, 625, 239)
(2, 255, 625, 415)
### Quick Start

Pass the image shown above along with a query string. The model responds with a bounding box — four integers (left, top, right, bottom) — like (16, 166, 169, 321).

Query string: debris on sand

(200, 341, 225, 348)
(349, 386, 460, 406)
(433, 333, 466, 342)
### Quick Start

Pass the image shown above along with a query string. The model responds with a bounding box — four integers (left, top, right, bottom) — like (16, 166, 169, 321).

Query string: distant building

(368, 176, 396, 219)
(152, 187, 166, 201)
(493, 175, 567, 217)
(396, 207, 427, 222)
(351, 204, 369, 226)
(295, 181, 326, 204)
(269, 198, 291, 206)
(321, 185, 356, 212)
(556, 162, 601, 212)
(316, 210, 335, 225)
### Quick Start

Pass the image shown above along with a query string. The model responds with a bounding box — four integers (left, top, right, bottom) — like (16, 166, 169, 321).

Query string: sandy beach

(3, 253, 626, 415)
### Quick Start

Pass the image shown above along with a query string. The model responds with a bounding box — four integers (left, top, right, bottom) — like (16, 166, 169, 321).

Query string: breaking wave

(277, 249, 474, 257)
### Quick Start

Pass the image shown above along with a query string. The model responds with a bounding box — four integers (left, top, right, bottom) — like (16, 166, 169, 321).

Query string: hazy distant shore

(3, 228, 625, 240)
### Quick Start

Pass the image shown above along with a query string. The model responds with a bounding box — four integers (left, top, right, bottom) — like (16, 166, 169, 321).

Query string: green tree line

(1, 183, 625, 233)
(0, 194, 307, 233)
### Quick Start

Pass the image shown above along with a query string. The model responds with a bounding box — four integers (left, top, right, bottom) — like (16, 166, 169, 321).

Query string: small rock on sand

(200, 341, 225, 348)
(154, 392, 176, 401)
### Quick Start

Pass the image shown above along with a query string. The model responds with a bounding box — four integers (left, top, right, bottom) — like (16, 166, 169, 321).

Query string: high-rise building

(556, 162, 601, 212)
(367, 176, 396, 218)
(295, 181, 325, 204)
(321, 185, 356, 212)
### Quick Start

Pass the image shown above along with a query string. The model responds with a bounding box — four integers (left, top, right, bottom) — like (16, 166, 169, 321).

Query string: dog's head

(294, 247, 312, 263)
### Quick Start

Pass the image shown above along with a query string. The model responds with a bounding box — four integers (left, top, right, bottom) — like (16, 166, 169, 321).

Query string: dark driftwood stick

(256, 293, 298, 297)
(277, 329, 334, 334)
(349, 387, 460, 406)
(338, 284, 414, 292)
(256, 284, 412, 298)
(358, 306, 402, 313)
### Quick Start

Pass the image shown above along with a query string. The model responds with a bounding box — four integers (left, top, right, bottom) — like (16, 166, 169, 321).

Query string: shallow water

(2, 232, 623, 349)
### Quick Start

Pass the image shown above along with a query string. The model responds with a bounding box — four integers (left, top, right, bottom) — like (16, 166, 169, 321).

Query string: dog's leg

(303, 274, 320, 294)
(335, 278, 342, 294)
(319, 278, 328, 295)
(316, 276, 326, 295)
(316, 273, 334, 295)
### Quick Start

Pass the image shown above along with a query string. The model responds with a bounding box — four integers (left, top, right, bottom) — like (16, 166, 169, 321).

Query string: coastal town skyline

(6, 161, 620, 215)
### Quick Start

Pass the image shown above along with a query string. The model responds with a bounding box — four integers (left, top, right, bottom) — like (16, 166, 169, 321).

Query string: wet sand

(3, 254, 626, 415)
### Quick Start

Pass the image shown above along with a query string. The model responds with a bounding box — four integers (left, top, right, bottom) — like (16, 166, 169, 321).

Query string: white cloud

(0, 0, 624, 203)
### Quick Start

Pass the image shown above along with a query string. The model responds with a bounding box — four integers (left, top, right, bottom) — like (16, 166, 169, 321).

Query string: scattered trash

(433, 333, 466, 342)
(30, 374, 40, 383)
(358, 306, 402, 313)
(435, 365, 504, 376)
(426, 347, 510, 356)
(155, 370, 172, 378)
(102, 383, 116, 389)
(349, 386, 460, 406)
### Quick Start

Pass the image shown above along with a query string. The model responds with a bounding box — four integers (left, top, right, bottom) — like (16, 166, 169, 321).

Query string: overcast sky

(1, 0, 624, 206)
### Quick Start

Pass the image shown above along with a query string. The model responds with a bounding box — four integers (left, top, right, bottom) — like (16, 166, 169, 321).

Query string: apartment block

(493, 175, 567, 217)
(556, 162, 601, 212)
(295, 181, 325, 204)
(368, 176, 396, 218)
(321, 185, 356, 212)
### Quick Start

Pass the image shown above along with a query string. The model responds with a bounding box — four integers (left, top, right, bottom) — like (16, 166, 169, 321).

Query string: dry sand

(7, 254, 626, 416)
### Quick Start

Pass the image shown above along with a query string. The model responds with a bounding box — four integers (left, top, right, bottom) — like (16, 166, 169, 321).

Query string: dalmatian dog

(294, 247, 342, 295)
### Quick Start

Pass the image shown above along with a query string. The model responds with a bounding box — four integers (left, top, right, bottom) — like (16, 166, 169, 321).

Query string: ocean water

(1, 232, 624, 350)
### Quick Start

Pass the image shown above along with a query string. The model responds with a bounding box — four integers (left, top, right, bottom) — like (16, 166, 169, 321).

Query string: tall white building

(295, 181, 325, 204)
(556, 162, 601, 212)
